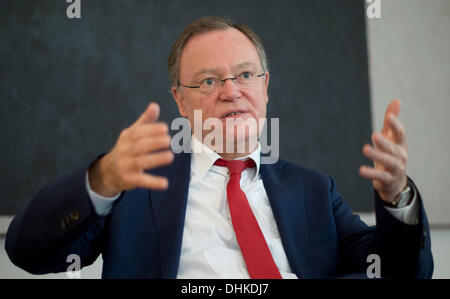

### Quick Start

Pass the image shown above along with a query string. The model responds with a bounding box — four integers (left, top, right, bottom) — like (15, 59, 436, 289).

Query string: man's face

(172, 28, 269, 153)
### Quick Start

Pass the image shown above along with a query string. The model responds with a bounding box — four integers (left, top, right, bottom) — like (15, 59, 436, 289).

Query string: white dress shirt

(175, 137, 297, 278)
(85, 136, 419, 278)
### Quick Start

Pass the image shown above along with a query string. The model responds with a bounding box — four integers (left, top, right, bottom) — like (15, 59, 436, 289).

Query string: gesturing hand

(89, 102, 174, 197)
(359, 100, 409, 204)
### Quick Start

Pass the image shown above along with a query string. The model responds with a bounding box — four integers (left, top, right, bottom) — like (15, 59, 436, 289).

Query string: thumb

(135, 102, 160, 125)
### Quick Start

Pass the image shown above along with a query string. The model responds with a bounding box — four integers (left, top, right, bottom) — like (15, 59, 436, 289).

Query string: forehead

(179, 28, 261, 78)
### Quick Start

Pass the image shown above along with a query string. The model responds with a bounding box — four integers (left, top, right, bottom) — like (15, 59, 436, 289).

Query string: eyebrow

(233, 62, 258, 72)
(192, 68, 221, 80)
(191, 62, 259, 80)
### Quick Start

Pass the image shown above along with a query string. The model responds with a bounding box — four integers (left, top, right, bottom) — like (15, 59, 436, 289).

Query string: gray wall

(366, 0, 450, 225)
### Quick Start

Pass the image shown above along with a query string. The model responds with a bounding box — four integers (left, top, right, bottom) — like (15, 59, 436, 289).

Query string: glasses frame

(178, 72, 266, 91)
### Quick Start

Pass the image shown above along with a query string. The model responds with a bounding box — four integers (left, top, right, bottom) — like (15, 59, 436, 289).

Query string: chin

(223, 124, 259, 155)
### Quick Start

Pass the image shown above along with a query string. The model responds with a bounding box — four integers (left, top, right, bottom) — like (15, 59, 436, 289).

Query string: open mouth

(222, 111, 247, 118)
(226, 111, 243, 117)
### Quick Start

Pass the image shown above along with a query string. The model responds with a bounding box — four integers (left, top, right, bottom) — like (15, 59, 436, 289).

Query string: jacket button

(69, 210, 80, 221)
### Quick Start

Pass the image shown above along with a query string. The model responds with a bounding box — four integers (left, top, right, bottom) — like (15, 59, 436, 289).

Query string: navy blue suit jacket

(5, 153, 433, 278)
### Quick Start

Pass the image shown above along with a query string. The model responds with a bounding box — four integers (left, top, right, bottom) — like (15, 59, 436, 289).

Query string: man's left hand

(359, 99, 409, 204)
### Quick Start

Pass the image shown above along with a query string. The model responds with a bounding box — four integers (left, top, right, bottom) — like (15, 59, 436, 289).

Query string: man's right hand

(89, 102, 174, 197)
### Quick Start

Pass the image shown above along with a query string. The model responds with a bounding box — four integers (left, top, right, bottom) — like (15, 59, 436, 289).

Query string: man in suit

(5, 16, 433, 278)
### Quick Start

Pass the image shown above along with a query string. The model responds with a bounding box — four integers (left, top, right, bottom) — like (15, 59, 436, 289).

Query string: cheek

(185, 96, 219, 126)
(184, 95, 205, 116)
(243, 90, 267, 118)
(202, 96, 223, 118)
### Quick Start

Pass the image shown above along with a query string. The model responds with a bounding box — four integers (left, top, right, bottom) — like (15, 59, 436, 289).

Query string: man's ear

(264, 71, 270, 104)
(172, 86, 187, 117)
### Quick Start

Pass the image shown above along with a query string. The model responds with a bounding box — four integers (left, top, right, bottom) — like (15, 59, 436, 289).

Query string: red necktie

(214, 158, 282, 279)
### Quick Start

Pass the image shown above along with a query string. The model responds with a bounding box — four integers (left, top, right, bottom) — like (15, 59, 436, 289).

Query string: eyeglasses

(178, 71, 266, 95)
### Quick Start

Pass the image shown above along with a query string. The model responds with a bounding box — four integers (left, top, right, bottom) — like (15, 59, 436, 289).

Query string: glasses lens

(197, 72, 264, 94)
(200, 80, 217, 94)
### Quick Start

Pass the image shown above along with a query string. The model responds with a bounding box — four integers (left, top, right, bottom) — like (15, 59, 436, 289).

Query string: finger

(372, 133, 402, 157)
(136, 150, 174, 170)
(362, 144, 404, 173)
(134, 102, 160, 126)
(130, 173, 169, 190)
(359, 165, 394, 185)
(129, 122, 169, 142)
(381, 99, 401, 135)
(388, 114, 407, 144)
(372, 133, 408, 164)
(131, 135, 172, 156)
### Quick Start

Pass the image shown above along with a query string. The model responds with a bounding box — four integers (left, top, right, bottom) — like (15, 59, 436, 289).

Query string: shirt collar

(190, 135, 261, 181)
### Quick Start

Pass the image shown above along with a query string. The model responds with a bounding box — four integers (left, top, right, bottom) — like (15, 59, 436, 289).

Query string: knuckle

(402, 154, 408, 165)
(399, 164, 406, 174)
(129, 127, 138, 140)
(398, 149, 408, 164)
(382, 172, 392, 183)
(119, 128, 130, 140)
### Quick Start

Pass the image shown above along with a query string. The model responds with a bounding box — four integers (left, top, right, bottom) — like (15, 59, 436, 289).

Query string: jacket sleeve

(330, 176, 434, 278)
(4, 159, 111, 275)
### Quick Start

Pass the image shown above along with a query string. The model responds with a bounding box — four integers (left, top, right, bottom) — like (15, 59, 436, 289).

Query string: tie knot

(214, 158, 256, 174)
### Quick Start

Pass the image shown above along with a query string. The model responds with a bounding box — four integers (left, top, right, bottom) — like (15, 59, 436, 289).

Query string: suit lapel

(260, 161, 310, 278)
(149, 152, 191, 278)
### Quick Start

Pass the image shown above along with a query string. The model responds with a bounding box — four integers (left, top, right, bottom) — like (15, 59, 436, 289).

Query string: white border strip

(0, 216, 13, 235)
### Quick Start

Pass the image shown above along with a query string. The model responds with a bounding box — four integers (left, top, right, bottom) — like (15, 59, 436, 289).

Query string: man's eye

(240, 72, 253, 79)
(203, 78, 216, 86)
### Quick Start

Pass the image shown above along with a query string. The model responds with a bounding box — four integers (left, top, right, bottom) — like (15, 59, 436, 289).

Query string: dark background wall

(0, 0, 373, 215)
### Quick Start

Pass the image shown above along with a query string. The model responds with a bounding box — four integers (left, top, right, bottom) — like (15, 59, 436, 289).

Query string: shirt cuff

(85, 170, 121, 216)
(383, 184, 419, 225)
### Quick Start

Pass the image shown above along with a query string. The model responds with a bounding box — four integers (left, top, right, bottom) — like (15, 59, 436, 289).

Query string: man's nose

(218, 78, 241, 101)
